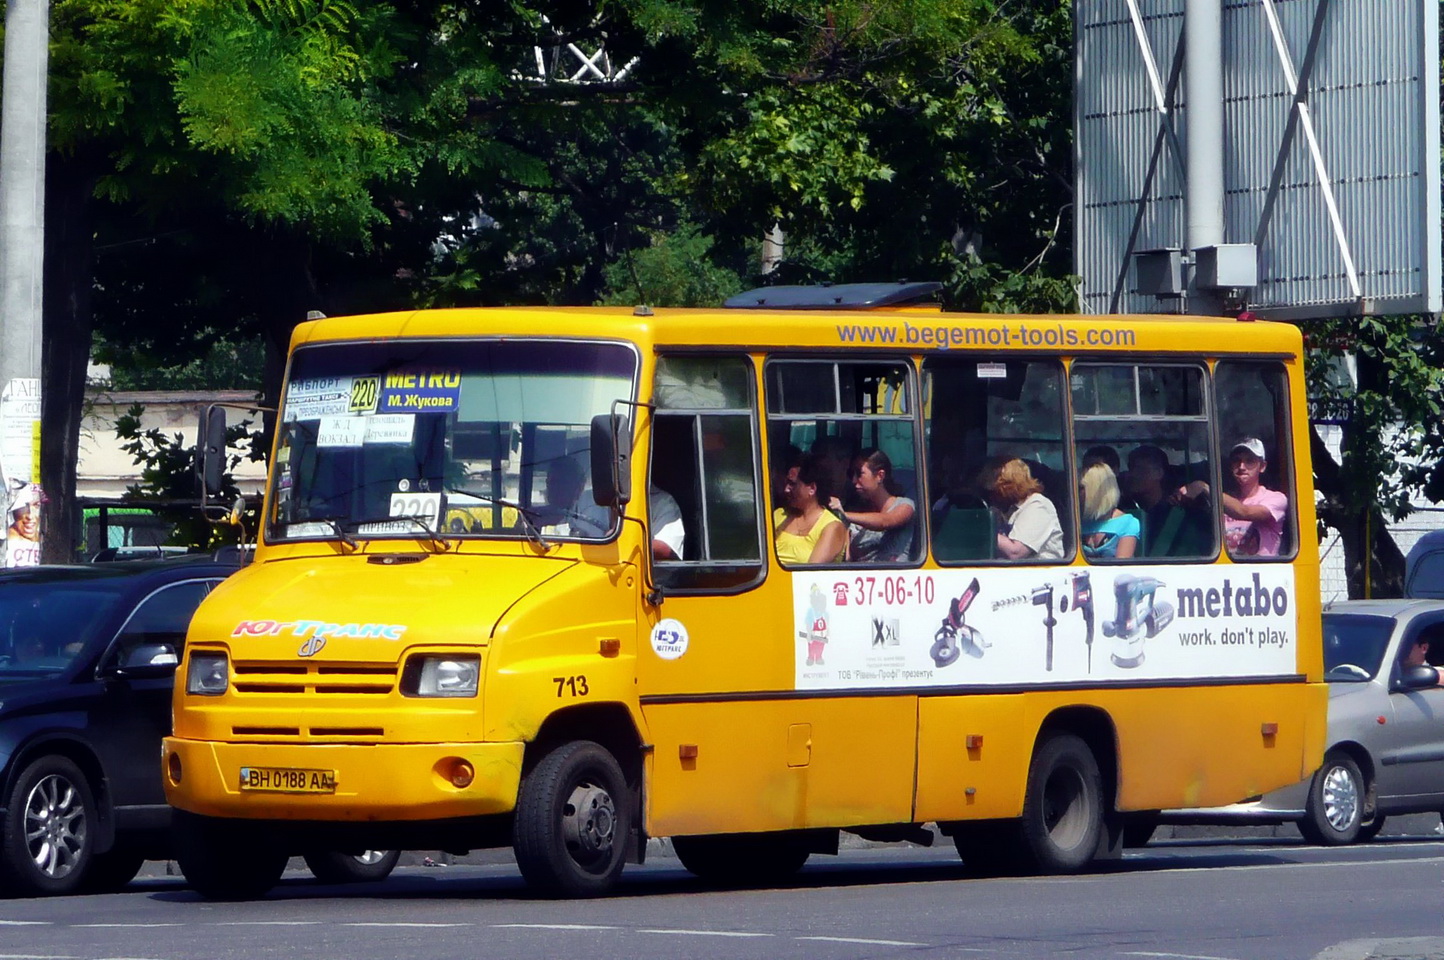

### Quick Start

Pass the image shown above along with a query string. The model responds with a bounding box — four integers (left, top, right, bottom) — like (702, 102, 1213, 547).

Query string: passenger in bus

(980, 457, 1065, 560)
(774, 454, 848, 565)
(828, 448, 915, 563)
(810, 435, 858, 512)
(1082, 445, 1121, 476)
(1079, 462, 1139, 559)
(1173, 437, 1287, 557)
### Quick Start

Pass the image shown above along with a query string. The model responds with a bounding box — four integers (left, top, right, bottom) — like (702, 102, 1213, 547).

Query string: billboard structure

(1076, 0, 1440, 319)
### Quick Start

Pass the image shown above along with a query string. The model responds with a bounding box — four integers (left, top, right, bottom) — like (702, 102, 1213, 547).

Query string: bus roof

(290, 304, 1302, 357)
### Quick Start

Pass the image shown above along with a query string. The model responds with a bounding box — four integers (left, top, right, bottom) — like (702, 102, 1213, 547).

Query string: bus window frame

(1210, 357, 1300, 563)
(763, 354, 925, 570)
(649, 352, 770, 597)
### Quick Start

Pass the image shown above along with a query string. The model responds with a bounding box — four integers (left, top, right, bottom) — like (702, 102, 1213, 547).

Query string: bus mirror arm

(619, 513, 665, 607)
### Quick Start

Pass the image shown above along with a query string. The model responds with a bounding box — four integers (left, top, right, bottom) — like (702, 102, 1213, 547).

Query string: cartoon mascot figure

(800, 583, 830, 666)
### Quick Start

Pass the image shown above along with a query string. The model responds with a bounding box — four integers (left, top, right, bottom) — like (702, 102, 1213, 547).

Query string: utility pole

(0, 0, 49, 567)
(1183, 0, 1225, 315)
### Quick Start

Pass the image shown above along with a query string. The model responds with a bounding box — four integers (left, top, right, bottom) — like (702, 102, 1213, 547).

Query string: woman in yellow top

(774, 454, 848, 565)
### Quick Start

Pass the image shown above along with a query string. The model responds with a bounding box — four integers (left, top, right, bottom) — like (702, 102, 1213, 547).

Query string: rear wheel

(174, 811, 288, 900)
(303, 849, 401, 884)
(1298, 753, 1364, 846)
(513, 741, 630, 897)
(1016, 733, 1104, 873)
(0, 756, 96, 896)
(672, 833, 810, 885)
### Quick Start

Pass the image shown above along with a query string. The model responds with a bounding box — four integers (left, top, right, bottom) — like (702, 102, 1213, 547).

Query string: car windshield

(0, 577, 126, 681)
(1321, 612, 1395, 681)
(268, 338, 638, 543)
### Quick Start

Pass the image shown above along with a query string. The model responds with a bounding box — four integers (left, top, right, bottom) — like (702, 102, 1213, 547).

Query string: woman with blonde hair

(980, 457, 1064, 560)
(1080, 461, 1139, 559)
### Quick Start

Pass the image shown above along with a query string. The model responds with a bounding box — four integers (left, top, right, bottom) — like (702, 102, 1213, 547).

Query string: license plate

(239, 766, 337, 794)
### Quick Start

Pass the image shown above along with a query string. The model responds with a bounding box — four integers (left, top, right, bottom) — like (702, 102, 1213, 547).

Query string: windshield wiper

(443, 487, 550, 551)
(298, 514, 452, 550)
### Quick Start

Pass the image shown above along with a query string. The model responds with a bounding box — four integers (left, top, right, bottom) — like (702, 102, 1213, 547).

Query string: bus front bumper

(162, 737, 525, 821)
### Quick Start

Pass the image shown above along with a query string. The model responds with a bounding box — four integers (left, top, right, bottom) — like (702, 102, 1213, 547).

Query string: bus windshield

(268, 339, 638, 543)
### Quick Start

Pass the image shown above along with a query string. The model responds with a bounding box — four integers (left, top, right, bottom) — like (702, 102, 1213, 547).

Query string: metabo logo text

(1175, 573, 1288, 619)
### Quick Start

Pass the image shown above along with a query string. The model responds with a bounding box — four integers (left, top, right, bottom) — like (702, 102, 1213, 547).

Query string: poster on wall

(0, 378, 41, 567)
(791, 565, 1296, 690)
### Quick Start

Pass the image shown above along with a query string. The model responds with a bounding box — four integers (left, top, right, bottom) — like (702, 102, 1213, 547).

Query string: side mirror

(1398, 664, 1440, 690)
(590, 413, 632, 509)
(197, 406, 227, 497)
(112, 642, 180, 678)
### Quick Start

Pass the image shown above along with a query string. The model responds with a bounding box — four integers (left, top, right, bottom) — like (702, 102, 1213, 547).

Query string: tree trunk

(40, 153, 99, 563)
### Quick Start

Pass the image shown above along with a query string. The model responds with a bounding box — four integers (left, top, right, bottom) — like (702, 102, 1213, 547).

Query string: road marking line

(639, 929, 774, 938)
(340, 918, 470, 923)
(492, 924, 621, 931)
(798, 936, 928, 947)
(214, 921, 322, 926)
(74, 924, 184, 929)
(1125, 952, 1242, 960)
(0, 955, 76, 959)
(0, 922, 52, 926)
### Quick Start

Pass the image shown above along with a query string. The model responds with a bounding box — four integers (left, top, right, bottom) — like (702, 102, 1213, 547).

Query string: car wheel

(672, 833, 810, 885)
(1355, 814, 1387, 843)
(303, 849, 401, 884)
(0, 756, 96, 896)
(1299, 752, 1364, 846)
(513, 741, 630, 897)
(174, 811, 287, 900)
(79, 846, 147, 894)
(1017, 733, 1104, 873)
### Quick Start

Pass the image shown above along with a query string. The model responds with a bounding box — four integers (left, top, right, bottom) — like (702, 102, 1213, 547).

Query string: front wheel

(672, 833, 810, 886)
(1298, 753, 1364, 846)
(304, 849, 401, 884)
(513, 741, 631, 897)
(1355, 814, 1387, 843)
(174, 811, 288, 900)
(1017, 733, 1104, 873)
(0, 756, 96, 896)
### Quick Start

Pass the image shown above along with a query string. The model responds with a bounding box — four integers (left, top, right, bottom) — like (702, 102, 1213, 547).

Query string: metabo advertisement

(791, 566, 1295, 690)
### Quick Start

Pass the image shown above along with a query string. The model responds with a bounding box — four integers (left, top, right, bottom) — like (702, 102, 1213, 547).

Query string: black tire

(303, 849, 401, 884)
(1298, 753, 1364, 846)
(672, 833, 810, 885)
(1355, 814, 1387, 843)
(1016, 733, 1104, 873)
(79, 847, 147, 894)
(173, 811, 288, 900)
(0, 756, 97, 897)
(513, 741, 631, 897)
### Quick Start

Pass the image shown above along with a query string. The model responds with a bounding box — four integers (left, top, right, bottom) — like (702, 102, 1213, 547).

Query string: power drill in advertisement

(1057, 571, 1095, 672)
(1101, 574, 1174, 668)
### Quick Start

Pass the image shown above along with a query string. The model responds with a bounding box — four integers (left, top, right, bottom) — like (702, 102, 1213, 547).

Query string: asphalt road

(2, 831, 1443, 960)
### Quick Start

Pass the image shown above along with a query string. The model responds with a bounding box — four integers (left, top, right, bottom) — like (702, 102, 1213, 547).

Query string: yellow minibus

(164, 281, 1325, 897)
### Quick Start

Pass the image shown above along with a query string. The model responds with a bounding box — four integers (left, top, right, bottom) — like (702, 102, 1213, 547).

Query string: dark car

(0, 558, 238, 896)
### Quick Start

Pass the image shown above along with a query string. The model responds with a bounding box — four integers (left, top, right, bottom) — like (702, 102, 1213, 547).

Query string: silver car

(1154, 599, 1444, 845)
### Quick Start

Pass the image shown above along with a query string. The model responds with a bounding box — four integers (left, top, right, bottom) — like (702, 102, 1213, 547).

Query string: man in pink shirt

(1173, 438, 1288, 557)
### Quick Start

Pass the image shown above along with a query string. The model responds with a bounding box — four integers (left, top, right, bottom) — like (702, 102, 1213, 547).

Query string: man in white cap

(1172, 437, 1287, 557)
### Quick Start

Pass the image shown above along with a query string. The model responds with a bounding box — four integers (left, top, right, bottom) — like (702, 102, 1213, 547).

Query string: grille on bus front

(230, 662, 397, 695)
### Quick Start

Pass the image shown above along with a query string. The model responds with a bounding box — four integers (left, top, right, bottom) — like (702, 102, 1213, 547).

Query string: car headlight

(186, 652, 229, 695)
(402, 655, 479, 698)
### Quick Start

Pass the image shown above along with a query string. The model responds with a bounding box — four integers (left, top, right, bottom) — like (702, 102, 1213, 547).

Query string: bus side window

(1071, 362, 1216, 562)
(765, 359, 921, 567)
(1213, 360, 1296, 560)
(650, 356, 765, 592)
(924, 358, 1074, 563)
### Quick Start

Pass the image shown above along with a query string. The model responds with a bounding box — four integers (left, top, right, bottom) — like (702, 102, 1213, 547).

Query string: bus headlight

(186, 653, 229, 695)
(403, 655, 480, 698)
